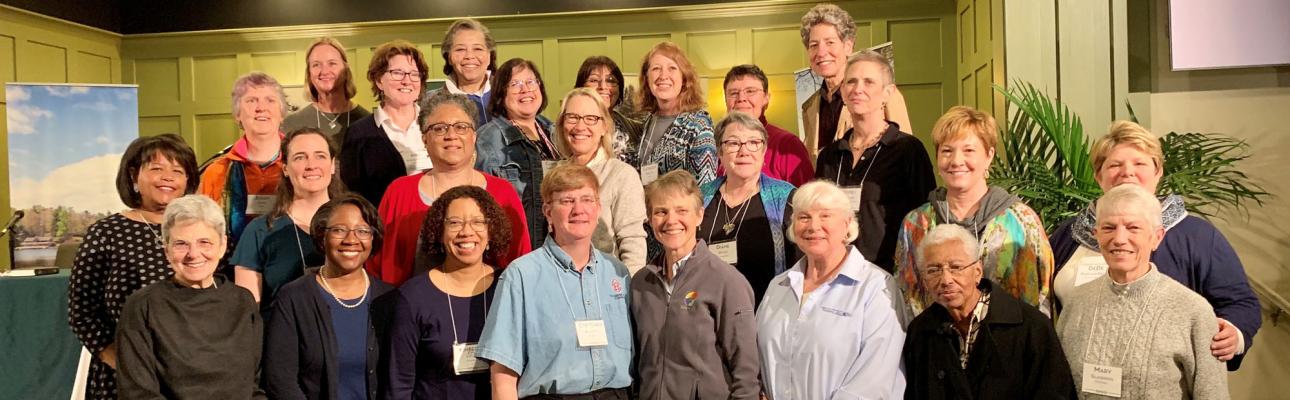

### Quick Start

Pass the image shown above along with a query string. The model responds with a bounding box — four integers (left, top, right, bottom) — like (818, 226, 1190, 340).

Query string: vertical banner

(5, 83, 139, 268)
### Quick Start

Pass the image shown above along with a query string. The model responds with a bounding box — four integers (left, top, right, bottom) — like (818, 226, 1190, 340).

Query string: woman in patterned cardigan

(629, 41, 718, 187)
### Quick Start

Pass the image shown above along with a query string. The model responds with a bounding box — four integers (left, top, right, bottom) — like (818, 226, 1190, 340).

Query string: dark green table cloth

(0, 270, 78, 399)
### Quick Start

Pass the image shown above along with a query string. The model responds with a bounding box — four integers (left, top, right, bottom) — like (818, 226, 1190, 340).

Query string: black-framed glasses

(426, 122, 476, 136)
(921, 259, 980, 279)
(562, 113, 604, 126)
(445, 218, 488, 232)
(720, 139, 766, 153)
(585, 76, 619, 88)
(385, 69, 423, 81)
(326, 226, 374, 240)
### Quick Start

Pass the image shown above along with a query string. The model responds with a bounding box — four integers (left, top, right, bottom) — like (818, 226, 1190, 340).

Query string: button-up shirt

(477, 237, 634, 397)
(958, 291, 992, 369)
(372, 105, 431, 174)
(757, 245, 907, 400)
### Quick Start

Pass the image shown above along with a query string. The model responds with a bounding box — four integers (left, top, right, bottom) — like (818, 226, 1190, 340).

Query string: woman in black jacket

(263, 194, 397, 399)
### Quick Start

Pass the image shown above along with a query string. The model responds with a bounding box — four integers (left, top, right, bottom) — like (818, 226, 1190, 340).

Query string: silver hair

(161, 194, 227, 243)
(1096, 184, 1163, 228)
(916, 224, 980, 269)
(846, 50, 895, 85)
(715, 111, 768, 143)
(787, 180, 860, 244)
(231, 71, 289, 120)
(419, 92, 481, 132)
(800, 3, 857, 47)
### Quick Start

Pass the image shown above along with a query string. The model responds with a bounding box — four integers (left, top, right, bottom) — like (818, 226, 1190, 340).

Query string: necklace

(132, 209, 164, 248)
(318, 268, 370, 308)
(315, 104, 350, 130)
(720, 188, 755, 235)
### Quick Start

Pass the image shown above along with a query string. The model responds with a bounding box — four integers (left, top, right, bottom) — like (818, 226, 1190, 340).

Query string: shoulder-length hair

(636, 42, 706, 114)
(302, 37, 358, 102)
(266, 128, 348, 228)
(487, 58, 548, 118)
(418, 185, 513, 264)
(574, 56, 626, 108)
(117, 133, 200, 208)
(553, 88, 616, 159)
(366, 40, 430, 104)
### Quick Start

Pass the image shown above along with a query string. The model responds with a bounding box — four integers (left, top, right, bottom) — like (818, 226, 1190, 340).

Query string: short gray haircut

(419, 92, 481, 133)
(715, 111, 768, 144)
(916, 224, 979, 269)
(846, 50, 895, 85)
(787, 180, 860, 244)
(161, 195, 227, 243)
(1096, 184, 1163, 228)
(800, 3, 857, 47)
(231, 71, 288, 120)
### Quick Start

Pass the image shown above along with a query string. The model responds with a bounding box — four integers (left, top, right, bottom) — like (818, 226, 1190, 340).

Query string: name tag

(1081, 363, 1123, 397)
(574, 320, 609, 348)
(841, 187, 863, 211)
(640, 163, 660, 185)
(246, 195, 275, 215)
(1074, 256, 1109, 287)
(541, 160, 557, 176)
(710, 240, 738, 265)
(451, 342, 489, 375)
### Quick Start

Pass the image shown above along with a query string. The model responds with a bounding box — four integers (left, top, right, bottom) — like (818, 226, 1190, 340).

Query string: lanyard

(446, 284, 490, 345)
(835, 144, 883, 189)
(544, 246, 603, 321)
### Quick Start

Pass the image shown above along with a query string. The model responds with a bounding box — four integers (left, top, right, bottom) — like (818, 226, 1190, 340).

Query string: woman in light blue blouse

(757, 180, 907, 399)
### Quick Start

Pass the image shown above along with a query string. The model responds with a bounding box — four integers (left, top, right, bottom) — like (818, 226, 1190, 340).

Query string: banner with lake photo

(5, 83, 139, 268)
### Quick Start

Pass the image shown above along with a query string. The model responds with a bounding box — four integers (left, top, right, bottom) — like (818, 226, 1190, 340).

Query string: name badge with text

(710, 240, 738, 265)
(841, 187, 863, 211)
(451, 342, 489, 375)
(1074, 256, 1110, 287)
(1081, 363, 1123, 398)
(246, 195, 275, 216)
(574, 319, 609, 348)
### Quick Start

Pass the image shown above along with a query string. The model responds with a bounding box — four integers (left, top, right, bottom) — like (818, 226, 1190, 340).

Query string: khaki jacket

(800, 88, 852, 162)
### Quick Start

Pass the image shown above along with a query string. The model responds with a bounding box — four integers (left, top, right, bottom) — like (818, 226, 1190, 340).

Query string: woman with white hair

(757, 180, 906, 399)
(1057, 185, 1228, 399)
(115, 195, 265, 399)
(903, 224, 1073, 399)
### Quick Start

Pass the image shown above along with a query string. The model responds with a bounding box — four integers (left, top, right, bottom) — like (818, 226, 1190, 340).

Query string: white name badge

(1074, 256, 1110, 287)
(1081, 363, 1123, 398)
(710, 240, 738, 265)
(246, 195, 275, 215)
(574, 319, 609, 348)
(640, 163, 660, 185)
(541, 160, 557, 176)
(841, 187, 863, 211)
(451, 342, 489, 375)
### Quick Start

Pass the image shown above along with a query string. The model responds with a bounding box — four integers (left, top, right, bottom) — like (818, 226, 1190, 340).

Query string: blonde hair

(636, 42, 706, 114)
(540, 164, 601, 204)
(845, 50, 895, 86)
(302, 37, 357, 102)
(1091, 121, 1163, 173)
(931, 105, 998, 152)
(553, 88, 616, 159)
(786, 180, 860, 244)
(643, 170, 703, 212)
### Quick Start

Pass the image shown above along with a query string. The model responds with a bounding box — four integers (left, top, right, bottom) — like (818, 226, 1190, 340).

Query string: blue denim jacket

(474, 115, 554, 249)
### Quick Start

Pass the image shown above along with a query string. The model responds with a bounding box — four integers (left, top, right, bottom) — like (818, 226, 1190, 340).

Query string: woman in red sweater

(367, 92, 532, 286)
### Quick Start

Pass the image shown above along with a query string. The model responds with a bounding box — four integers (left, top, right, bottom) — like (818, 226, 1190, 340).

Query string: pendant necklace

(719, 188, 754, 235)
(315, 104, 350, 130)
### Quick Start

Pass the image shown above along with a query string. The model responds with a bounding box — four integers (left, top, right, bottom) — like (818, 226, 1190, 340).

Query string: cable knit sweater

(1056, 266, 1228, 400)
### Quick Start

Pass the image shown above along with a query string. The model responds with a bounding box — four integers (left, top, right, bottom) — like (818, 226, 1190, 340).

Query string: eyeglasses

(720, 139, 766, 153)
(553, 195, 598, 207)
(586, 77, 619, 88)
(921, 260, 980, 279)
(724, 87, 764, 99)
(562, 113, 604, 126)
(326, 226, 375, 240)
(507, 79, 541, 91)
(168, 239, 217, 253)
(385, 69, 423, 81)
(426, 122, 476, 136)
(445, 218, 488, 232)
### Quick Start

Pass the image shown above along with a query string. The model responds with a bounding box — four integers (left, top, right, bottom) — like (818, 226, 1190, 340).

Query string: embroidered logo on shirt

(683, 291, 699, 308)
(820, 306, 852, 317)
(610, 278, 623, 294)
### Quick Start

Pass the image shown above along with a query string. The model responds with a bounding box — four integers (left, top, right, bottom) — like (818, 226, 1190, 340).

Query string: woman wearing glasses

(893, 106, 1054, 319)
(574, 56, 643, 164)
(475, 58, 556, 249)
(697, 112, 797, 305)
(340, 40, 432, 207)
(368, 93, 530, 286)
(263, 195, 396, 400)
(387, 186, 513, 399)
(552, 88, 648, 273)
(902, 224, 1073, 400)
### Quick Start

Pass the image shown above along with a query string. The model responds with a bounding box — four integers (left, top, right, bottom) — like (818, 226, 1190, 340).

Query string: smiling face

(543, 187, 601, 243)
(646, 53, 683, 106)
(806, 23, 855, 80)
(323, 204, 373, 274)
(561, 95, 607, 158)
(236, 85, 284, 136)
(1095, 144, 1163, 193)
(724, 75, 770, 117)
(1095, 211, 1164, 278)
(376, 54, 422, 108)
(285, 134, 334, 195)
(583, 66, 620, 107)
(423, 104, 477, 168)
(718, 124, 766, 181)
(503, 67, 543, 119)
(920, 240, 983, 311)
(937, 134, 994, 194)
(167, 220, 226, 288)
(441, 198, 490, 267)
(648, 192, 702, 255)
(135, 153, 187, 212)
(792, 207, 850, 260)
(449, 29, 491, 86)
(842, 60, 892, 117)
(307, 44, 345, 96)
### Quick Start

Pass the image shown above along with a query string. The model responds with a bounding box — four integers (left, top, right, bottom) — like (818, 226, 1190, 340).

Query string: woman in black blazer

(263, 194, 397, 399)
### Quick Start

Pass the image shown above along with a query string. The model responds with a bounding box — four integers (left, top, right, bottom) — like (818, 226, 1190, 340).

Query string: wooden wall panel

(70, 51, 113, 83)
(0, 35, 17, 84)
(685, 31, 739, 77)
(955, 0, 1003, 121)
(24, 41, 69, 82)
(192, 55, 238, 107)
(135, 58, 180, 108)
(139, 115, 181, 137)
(194, 114, 237, 159)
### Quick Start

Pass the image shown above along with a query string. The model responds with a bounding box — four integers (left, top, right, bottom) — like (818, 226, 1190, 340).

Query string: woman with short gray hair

(757, 180, 906, 399)
(115, 195, 265, 399)
(1058, 185, 1228, 399)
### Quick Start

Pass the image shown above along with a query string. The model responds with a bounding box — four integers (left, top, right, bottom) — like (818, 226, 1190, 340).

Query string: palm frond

(1160, 132, 1269, 219)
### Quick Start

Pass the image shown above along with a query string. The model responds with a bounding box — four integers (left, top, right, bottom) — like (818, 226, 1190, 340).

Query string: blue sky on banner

(6, 84, 138, 214)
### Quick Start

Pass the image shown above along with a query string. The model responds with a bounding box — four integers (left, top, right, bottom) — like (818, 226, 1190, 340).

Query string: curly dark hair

(310, 193, 385, 254)
(418, 185, 512, 265)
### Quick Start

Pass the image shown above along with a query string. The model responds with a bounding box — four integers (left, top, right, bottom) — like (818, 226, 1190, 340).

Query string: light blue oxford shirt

(757, 245, 908, 400)
(476, 237, 634, 397)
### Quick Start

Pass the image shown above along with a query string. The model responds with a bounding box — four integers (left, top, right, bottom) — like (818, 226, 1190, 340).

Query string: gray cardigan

(629, 240, 760, 400)
(575, 150, 648, 273)
(1057, 266, 1229, 399)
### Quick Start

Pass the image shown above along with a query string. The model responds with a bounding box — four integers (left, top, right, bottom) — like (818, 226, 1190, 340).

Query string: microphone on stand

(0, 210, 25, 237)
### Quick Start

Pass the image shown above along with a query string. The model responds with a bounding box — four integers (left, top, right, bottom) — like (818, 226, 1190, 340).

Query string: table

(0, 269, 79, 399)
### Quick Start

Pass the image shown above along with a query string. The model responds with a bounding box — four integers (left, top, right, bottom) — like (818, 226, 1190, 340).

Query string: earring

(132, 183, 140, 192)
